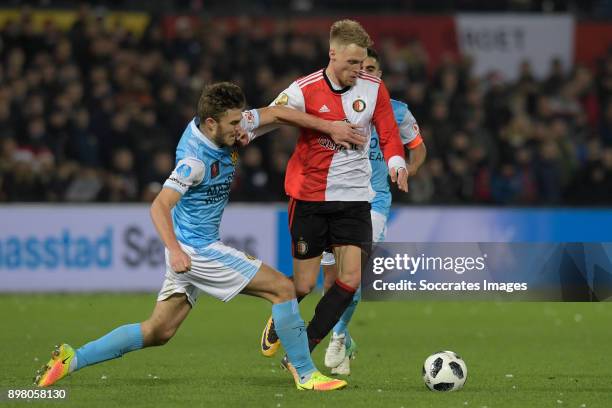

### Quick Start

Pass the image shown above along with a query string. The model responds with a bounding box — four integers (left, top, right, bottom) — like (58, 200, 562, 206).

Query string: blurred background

(0, 0, 611, 206)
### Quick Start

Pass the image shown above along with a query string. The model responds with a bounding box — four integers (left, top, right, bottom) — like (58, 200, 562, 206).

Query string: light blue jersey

(370, 99, 420, 218)
(163, 111, 259, 248)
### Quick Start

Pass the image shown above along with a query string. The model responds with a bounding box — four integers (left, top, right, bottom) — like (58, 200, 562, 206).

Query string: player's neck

(324, 66, 344, 90)
(198, 123, 223, 148)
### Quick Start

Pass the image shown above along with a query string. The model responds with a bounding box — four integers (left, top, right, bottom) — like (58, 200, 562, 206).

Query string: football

(422, 351, 468, 392)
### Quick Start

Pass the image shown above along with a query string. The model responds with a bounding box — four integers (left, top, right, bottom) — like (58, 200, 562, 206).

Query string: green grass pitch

(1, 294, 611, 407)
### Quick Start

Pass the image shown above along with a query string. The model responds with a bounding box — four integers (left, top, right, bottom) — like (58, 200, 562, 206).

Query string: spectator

(0, 7, 608, 207)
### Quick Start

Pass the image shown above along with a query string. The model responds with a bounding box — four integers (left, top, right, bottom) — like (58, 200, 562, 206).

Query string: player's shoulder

(295, 69, 325, 89)
(177, 119, 218, 160)
(390, 98, 408, 112)
(357, 70, 382, 84)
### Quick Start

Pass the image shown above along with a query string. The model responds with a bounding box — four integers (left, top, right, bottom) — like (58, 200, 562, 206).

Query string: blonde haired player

(252, 20, 410, 375)
(321, 47, 426, 374)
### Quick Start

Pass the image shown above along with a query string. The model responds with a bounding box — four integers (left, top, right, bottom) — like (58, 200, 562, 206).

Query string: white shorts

(157, 241, 262, 306)
(321, 210, 387, 266)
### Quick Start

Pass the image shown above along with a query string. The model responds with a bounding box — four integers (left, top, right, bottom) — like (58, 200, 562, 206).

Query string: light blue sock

(75, 323, 143, 370)
(332, 286, 361, 349)
(272, 299, 316, 380)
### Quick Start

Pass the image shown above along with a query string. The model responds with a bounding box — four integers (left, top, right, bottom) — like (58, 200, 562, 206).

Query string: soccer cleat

(324, 332, 346, 368)
(331, 356, 351, 375)
(280, 355, 300, 383)
(34, 344, 76, 387)
(325, 333, 357, 371)
(296, 371, 348, 391)
(260, 316, 281, 357)
(281, 356, 347, 391)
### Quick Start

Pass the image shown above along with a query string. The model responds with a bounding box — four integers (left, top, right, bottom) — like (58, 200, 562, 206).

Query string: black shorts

(288, 198, 372, 260)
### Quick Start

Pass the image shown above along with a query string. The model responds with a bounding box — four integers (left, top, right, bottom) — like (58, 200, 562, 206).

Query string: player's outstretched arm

(150, 188, 191, 273)
(373, 83, 407, 192)
(407, 142, 427, 176)
(257, 106, 366, 149)
(398, 107, 427, 177)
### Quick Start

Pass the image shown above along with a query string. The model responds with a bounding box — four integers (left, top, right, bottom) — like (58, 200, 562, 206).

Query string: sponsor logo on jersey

(318, 136, 342, 152)
(168, 177, 188, 188)
(352, 99, 366, 112)
(318, 104, 330, 113)
(275, 93, 289, 106)
(318, 136, 358, 152)
(176, 163, 192, 178)
(210, 161, 220, 178)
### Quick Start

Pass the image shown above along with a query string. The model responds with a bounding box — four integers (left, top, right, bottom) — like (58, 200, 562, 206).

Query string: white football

(422, 350, 468, 392)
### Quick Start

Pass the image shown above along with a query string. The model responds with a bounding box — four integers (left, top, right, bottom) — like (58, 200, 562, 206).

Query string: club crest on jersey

(296, 239, 308, 255)
(352, 99, 366, 112)
(243, 110, 256, 126)
(210, 161, 220, 178)
(231, 150, 239, 166)
(275, 93, 289, 106)
(176, 163, 192, 179)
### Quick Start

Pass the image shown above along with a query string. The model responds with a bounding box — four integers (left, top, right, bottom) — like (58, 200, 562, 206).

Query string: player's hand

(389, 166, 409, 192)
(236, 128, 250, 147)
(329, 121, 366, 149)
(169, 248, 191, 273)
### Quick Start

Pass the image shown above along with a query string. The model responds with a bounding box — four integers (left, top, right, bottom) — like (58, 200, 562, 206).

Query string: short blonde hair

(329, 19, 373, 49)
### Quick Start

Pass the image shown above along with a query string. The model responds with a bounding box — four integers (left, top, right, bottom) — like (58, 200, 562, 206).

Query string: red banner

(162, 15, 611, 72)
(575, 22, 612, 69)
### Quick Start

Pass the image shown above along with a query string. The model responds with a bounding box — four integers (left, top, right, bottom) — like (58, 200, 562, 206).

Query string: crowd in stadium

(0, 8, 611, 205)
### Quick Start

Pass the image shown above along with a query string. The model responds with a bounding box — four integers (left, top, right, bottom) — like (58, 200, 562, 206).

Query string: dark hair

(197, 82, 246, 122)
(367, 47, 379, 62)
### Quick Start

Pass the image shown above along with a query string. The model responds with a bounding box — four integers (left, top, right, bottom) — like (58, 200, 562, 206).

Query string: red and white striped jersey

(272, 69, 405, 202)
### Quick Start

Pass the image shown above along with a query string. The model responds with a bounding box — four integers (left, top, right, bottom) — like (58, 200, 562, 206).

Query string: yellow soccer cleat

(260, 316, 281, 357)
(34, 344, 76, 387)
(281, 355, 347, 391)
(296, 371, 348, 391)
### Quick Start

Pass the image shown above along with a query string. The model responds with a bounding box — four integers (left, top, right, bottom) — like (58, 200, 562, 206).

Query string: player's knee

(153, 327, 176, 346)
(337, 271, 361, 289)
(294, 281, 315, 298)
(142, 321, 176, 347)
(273, 277, 296, 302)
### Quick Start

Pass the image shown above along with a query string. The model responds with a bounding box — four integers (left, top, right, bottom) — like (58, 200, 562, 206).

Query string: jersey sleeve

(270, 81, 306, 111)
(240, 109, 260, 132)
(372, 81, 405, 166)
(247, 81, 306, 141)
(398, 108, 423, 149)
(163, 157, 206, 195)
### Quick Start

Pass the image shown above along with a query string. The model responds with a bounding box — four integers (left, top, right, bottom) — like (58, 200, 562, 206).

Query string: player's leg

(242, 263, 346, 390)
(260, 198, 326, 357)
(35, 294, 191, 387)
(260, 257, 321, 357)
(323, 258, 358, 372)
(305, 244, 360, 350)
(305, 202, 372, 353)
(140, 293, 192, 347)
(326, 210, 384, 372)
(35, 245, 198, 387)
(292, 257, 324, 298)
(175, 240, 343, 391)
